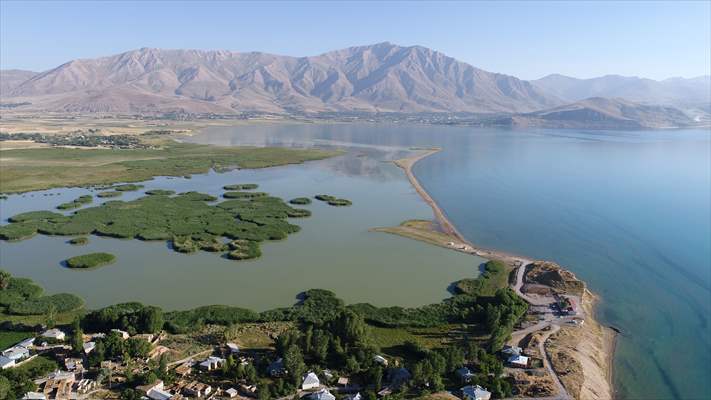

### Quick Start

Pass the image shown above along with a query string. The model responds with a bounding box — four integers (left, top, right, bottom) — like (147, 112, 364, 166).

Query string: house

(83, 341, 96, 355)
(175, 362, 193, 377)
(43, 371, 75, 399)
(64, 358, 83, 372)
(302, 371, 320, 390)
(76, 379, 96, 394)
(225, 388, 239, 398)
(111, 329, 130, 339)
(373, 355, 388, 366)
(0, 356, 15, 369)
(337, 377, 349, 386)
(502, 345, 522, 356)
(267, 358, 286, 377)
(183, 381, 212, 398)
(147, 387, 174, 400)
(239, 384, 257, 396)
(507, 355, 530, 368)
(226, 342, 240, 354)
(199, 356, 225, 371)
(21, 392, 47, 400)
(2, 345, 30, 360)
(388, 368, 412, 386)
(455, 367, 475, 382)
(18, 338, 35, 348)
(461, 385, 492, 400)
(41, 329, 66, 341)
(306, 389, 336, 400)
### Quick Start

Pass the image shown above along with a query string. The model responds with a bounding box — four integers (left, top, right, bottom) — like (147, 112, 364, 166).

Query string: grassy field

(0, 140, 340, 193)
(372, 219, 459, 248)
(0, 330, 32, 349)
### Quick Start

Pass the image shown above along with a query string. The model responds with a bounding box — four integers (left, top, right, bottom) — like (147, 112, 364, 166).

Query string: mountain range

(0, 42, 708, 128)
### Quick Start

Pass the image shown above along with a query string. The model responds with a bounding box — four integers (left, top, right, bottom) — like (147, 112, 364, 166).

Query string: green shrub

(289, 197, 312, 205)
(314, 194, 337, 202)
(0, 223, 38, 241)
(65, 252, 116, 268)
(226, 240, 262, 260)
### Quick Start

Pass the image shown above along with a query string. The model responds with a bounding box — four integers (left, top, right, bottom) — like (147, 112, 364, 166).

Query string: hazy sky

(1, 1, 709, 80)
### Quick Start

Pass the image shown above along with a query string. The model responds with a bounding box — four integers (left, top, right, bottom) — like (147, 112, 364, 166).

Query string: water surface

(191, 123, 710, 400)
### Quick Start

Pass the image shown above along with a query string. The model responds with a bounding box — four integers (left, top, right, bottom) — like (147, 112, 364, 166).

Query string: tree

(88, 341, 106, 368)
(0, 376, 10, 399)
(0, 270, 11, 290)
(283, 345, 306, 386)
(71, 317, 84, 354)
(258, 382, 271, 400)
(125, 338, 152, 359)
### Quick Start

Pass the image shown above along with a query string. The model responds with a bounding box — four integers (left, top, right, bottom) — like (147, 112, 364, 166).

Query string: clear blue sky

(1, 1, 709, 80)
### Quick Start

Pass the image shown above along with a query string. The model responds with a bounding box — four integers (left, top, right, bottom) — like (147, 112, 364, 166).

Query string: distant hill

(0, 43, 561, 114)
(0, 69, 37, 97)
(532, 74, 710, 107)
(499, 97, 701, 129)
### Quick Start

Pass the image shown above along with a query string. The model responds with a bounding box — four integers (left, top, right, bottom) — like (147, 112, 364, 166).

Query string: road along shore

(380, 147, 617, 400)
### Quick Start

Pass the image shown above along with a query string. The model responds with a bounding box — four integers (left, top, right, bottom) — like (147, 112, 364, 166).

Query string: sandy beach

(388, 148, 617, 400)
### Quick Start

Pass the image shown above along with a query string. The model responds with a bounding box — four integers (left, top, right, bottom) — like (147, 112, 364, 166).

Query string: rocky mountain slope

(1, 42, 561, 114)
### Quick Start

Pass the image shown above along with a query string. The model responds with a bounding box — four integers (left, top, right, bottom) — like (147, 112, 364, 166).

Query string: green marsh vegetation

(111, 184, 143, 192)
(68, 237, 89, 245)
(56, 195, 93, 210)
(0, 140, 339, 193)
(315, 194, 353, 207)
(97, 190, 122, 198)
(224, 183, 259, 190)
(223, 191, 268, 199)
(65, 252, 117, 269)
(0, 270, 83, 316)
(0, 189, 314, 261)
(145, 189, 175, 196)
(289, 197, 312, 205)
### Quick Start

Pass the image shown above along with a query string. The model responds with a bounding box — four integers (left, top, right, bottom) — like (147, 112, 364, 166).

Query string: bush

(289, 197, 312, 205)
(57, 195, 93, 210)
(65, 252, 116, 268)
(314, 194, 337, 202)
(165, 305, 259, 333)
(83, 302, 164, 334)
(327, 199, 352, 207)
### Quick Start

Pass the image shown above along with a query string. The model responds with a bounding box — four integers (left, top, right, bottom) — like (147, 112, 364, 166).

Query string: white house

(83, 341, 96, 355)
(507, 355, 529, 368)
(461, 385, 492, 400)
(307, 389, 336, 400)
(502, 345, 522, 356)
(21, 392, 47, 400)
(302, 371, 320, 390)
(373, 355, 388, 366)
(0, 356, 15, 369)
(226, 342, 240, 354)
(147, 387, 174, 400)
(183, 381, 212, 398)
(199, 356, 225, 371)
(111, 329, 130, 339)
(2, 345, 30, 361)
(18, 338, 35, 348)
(225, 388, 239, 398)
(41, 329, 65, 341)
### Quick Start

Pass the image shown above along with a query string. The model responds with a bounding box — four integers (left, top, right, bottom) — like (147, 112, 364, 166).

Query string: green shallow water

(0, 148, 486, 311)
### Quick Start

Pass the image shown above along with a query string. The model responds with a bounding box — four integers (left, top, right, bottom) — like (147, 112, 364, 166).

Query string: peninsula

(375, 148, 616, 400)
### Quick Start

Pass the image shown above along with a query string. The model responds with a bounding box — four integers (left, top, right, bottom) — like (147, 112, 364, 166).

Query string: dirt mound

(525, 261, 585, 296)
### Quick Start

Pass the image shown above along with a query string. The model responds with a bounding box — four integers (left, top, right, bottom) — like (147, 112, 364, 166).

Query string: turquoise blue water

(193, 124, 711, 400)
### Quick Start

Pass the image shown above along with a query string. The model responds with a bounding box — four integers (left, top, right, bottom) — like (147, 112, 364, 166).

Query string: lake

(190, 123, 710, 400)
(1, 123, 708, 399)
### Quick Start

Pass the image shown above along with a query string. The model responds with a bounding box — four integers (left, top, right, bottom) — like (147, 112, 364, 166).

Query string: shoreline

(390, 147, 617, 400)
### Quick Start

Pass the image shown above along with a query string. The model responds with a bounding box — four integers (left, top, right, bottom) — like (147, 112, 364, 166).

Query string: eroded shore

(379, 148, 616, 400)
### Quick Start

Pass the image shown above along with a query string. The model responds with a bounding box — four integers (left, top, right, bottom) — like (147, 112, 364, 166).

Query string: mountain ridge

(1, 43, 562, 114)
